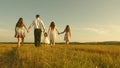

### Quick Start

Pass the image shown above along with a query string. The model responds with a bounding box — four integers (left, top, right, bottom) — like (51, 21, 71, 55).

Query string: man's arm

(41, 20, 46, 32)
(23, 23, 28, 32)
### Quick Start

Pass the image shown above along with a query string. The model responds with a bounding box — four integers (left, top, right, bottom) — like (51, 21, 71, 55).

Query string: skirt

(49, 30, 56, 41)
(15, 27, 25, 38)
(64, 33, 70, 41)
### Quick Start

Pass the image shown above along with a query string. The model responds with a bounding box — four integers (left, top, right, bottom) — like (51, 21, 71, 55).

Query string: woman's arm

(15, 26, 17, 33)
(15, 23, 17, 32)
(28, 21, 34, 30)
(55, 27, 60, 34)
(23, 23, 28, 32)
(69, 30, 71, 38)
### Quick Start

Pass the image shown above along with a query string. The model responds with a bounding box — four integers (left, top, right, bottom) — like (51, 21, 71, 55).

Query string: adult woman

(15, 18, 28, 47)
(48, 21, 59, 46)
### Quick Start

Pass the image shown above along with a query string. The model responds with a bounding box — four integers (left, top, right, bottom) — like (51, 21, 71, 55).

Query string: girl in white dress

(15, 18, 28, 47)
(59, 25, 71, 45)
(43, 32, 50, 45)
(48, 22, 59, 46)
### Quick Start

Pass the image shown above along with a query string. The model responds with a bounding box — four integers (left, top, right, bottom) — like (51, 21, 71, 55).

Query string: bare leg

(21, 38, 24, 46)
(17, 38, 21, 47)
(65, 41, 67, 45)
(65, 40, 69, 45)
(66, 40, 69, 45)
(53, 39, 55, 46)
(50, 40, 52, 46)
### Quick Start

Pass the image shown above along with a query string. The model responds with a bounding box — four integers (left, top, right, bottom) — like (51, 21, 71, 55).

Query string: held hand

(58, 32, 60, 35)
(43, 29, 46, 33)
(27, 29, 30, 33)
(28, 26, 31, 29)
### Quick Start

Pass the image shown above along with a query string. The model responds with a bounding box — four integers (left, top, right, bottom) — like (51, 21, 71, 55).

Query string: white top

(29, 18, 45, 30)
(43, 37, 50, 44)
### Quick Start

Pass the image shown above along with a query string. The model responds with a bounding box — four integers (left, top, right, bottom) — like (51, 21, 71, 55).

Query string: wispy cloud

(106, 24, 120, 32)
(83, 27, 107, 34)
(81, 24, 120, 34)
(0, 28, 9, 32)
(0, 28, 14, 34)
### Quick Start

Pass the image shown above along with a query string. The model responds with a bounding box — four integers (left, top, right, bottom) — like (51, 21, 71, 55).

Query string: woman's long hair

(16, 18, 24, 27)
(50, 21, 55, 30)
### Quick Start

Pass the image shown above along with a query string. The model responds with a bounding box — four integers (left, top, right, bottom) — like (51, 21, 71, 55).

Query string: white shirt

(30, 18, 45, 31)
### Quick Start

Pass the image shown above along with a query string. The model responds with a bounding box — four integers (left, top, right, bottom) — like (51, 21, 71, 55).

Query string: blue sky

(0, 0, 120, 42)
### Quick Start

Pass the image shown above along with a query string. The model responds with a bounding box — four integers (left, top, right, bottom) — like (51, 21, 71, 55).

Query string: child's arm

(60, 31, 65, 34)
(59, 29, 65, 34)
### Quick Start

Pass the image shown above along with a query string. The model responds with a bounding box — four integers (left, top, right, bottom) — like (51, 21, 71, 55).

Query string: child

(59, 25, 71, 45)
(48, 21, 59, 46)
(43, 32, 50, 45)
(15, 18, 28, 47)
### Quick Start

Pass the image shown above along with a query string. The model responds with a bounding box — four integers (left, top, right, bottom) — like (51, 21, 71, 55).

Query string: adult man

(28, 14, 45, 47)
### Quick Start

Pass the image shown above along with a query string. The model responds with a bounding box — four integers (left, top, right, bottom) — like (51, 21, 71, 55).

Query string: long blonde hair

(64, 25, 70, 32)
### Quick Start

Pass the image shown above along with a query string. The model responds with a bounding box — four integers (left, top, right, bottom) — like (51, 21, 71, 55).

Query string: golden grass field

(0, 44, 120, 68)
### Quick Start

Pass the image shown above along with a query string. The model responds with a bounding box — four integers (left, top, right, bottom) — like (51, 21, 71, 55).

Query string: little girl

(59, 25, 71, 45)
(48, 21, 59, 46)
(43, 32, 50, 45)
(15, 18, 28, 47)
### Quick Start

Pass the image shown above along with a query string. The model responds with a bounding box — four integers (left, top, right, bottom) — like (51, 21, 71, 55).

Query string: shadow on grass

(0, 46, 47, 68)
(0, 47, 18, 68)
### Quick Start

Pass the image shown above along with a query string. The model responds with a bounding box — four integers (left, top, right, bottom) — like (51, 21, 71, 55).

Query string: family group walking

(15, 14, 71, 47)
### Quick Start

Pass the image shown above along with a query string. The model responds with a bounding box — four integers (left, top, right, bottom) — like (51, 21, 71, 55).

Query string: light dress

(64, 32, 70, 41)
(43, 37, 50, 44)
(15, 27, 25, 38)
(49, 28, 57, 41)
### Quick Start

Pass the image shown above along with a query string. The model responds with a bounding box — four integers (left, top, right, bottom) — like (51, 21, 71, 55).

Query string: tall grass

(0, 44, 120, 68)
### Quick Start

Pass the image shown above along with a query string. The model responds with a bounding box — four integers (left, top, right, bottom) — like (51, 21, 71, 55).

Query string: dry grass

(0, 44, 120, 68)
